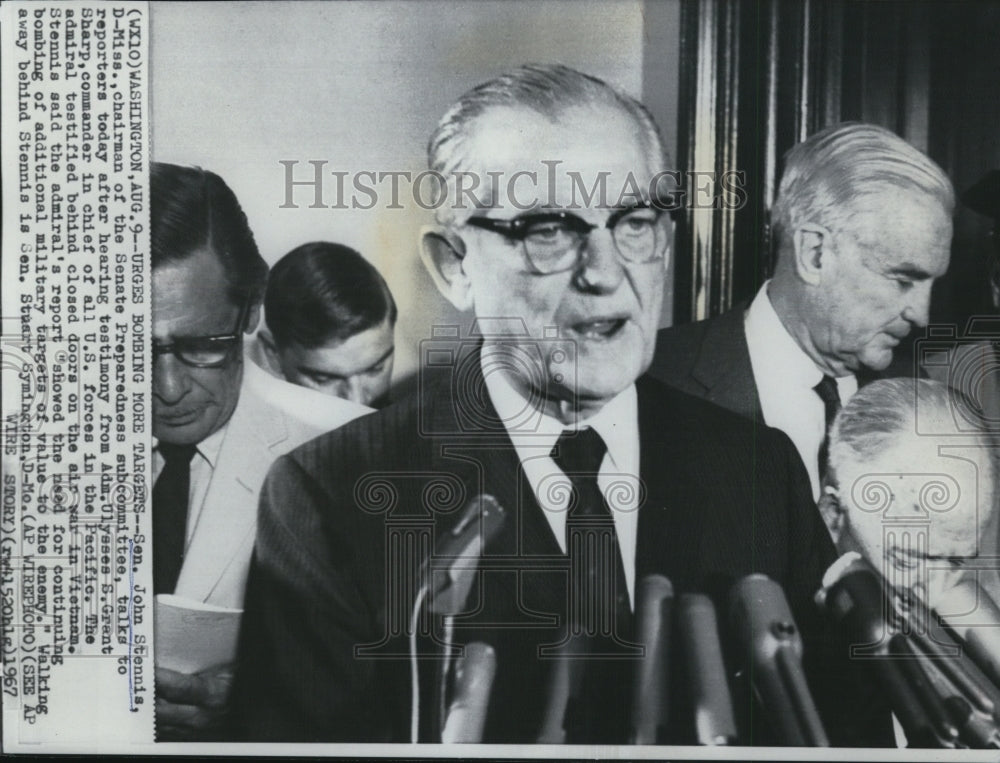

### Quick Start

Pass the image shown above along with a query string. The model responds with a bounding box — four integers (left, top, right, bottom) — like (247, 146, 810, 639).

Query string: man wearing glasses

(236, 66, 889, 744)
(150, 163, 368, 740)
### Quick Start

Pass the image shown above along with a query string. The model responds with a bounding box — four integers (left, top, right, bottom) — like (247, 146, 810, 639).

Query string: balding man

(822, 377, 1000, 606)
(650, 122, 954, 500)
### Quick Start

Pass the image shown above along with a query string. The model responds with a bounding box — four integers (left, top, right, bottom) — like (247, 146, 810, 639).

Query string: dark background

(672, 0, 1000, 331)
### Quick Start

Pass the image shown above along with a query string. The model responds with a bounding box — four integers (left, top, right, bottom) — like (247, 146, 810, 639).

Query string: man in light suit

(650, 123, 955, 500)
(150, 163, 368, 739)
(235, 66, 891, 745)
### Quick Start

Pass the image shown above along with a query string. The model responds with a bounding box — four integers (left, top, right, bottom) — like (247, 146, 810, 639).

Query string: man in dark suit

(234, 66, 890, 746)
(650, 123, 955, 500)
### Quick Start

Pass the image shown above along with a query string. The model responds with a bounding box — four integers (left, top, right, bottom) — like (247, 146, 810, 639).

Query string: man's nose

(153, 354, 193, 404)
(342, 376, 369, 406)
(902, 282, 933, 328)
(573, 229, 625, 293)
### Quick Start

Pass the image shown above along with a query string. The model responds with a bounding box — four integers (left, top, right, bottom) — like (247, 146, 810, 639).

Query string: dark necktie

(153, 442, 197, 595)
(814, 375, 841, 484)
(550, 427, 632, 743)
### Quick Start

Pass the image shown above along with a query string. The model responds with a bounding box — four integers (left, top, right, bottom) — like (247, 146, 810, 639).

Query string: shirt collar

(152, 418, 229, 469)
(482, 348, 637, 470)
(746, 281, 829, 388)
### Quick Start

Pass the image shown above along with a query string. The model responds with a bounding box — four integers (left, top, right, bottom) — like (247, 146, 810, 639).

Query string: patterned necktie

(813, 375, 842, 484)
(550, 427, 632, 743)
(153, 442, 197, 595)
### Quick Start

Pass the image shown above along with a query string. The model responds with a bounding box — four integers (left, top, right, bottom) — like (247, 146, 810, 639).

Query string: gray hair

(771, 122, 955, 254)
(829, 378, 996, 486)
(427, 63, 668, 224)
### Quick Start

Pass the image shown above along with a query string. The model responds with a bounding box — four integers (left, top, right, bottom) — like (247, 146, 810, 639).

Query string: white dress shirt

(744, 282, 857, 499)
(482, 349, 641, 606)
(152, 421, 229, 548)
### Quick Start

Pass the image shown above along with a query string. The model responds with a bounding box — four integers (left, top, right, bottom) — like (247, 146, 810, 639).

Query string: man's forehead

(847, 191, 952, 271)
(152, 249, 236, 329)
(844, 439, 983, 493)
(459, 102, 660, 209)
(294, 329, 394, 376)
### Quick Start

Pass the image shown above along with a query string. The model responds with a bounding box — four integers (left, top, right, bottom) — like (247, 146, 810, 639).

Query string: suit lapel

(425, 344, 562, 557)
(690, 305, 763, 419)
(426, 350, 564, 626)
(634, 376, 708, 591)
(176, 385, 289, 604)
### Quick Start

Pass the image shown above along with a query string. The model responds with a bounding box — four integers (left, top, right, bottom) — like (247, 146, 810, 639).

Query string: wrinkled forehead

(842, 439, 992, 525)
(455, 103, 664, 213)
(839, 189, 952, 271)
(839, 187, 951, 240)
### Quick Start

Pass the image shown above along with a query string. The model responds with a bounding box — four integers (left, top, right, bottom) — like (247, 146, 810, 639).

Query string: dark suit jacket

(233, 354, 891, 746)
(649, 303, 923, 420)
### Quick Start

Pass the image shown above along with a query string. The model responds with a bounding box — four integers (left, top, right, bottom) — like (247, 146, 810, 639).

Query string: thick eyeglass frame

(152, 291, 252, 369)
(463, 202, 672, 274)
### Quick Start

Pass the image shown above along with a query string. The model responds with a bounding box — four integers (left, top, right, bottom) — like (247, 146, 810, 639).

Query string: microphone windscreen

(676, 593, 736, 745)
(428, 494, 506, 614)
(536, 636, 585, 744)
(820, 556, 949, 746)
(933, 577, 1000, 690)
(729, 575, 828, 746)
(820, 556, 894, 650)
(440, 642, 497, 743)
(630, 574, 673, 744)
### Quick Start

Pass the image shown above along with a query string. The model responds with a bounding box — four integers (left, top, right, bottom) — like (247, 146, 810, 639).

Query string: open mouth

(569, 317, 627, 340)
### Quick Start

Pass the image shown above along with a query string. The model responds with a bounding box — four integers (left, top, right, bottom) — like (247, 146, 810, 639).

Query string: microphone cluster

(818, 555, 1000, 749)
(409, 495, 1000, 748)
(540, 572, 826, 745)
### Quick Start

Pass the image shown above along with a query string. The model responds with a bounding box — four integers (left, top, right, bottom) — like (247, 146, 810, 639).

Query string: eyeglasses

(464, 204, 668, 274)
(152, 293, 251, 368)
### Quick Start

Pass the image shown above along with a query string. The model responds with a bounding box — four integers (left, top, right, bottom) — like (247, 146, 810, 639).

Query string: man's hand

(155, 662, 235, 741)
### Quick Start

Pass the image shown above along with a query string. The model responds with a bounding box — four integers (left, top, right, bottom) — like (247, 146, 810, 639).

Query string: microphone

(899, 586, 1000, 718)
(897, 595, 1000, 748)
(944, 696, 1000, 749)
(536, 635, 587, 744)
(629, 575, 674, 744)
(425, 493, 506, 615)
(409, 493, 506, 743)
(888, 633, 960, 744)
(676, 593, 737, 745)
(728, 575, 829, 746)
(820, 556, 953, 747)
(931, 576, 1000, 690)
(440, 642, 497, 743)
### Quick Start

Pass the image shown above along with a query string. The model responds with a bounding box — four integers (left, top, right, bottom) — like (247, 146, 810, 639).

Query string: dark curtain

(673, 0, 1000, 328)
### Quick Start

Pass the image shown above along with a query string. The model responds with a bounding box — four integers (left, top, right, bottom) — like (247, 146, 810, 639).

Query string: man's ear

(817, 483, 845, 543)
(257, 327, 279, 364)
(792, 222, 833, 286)
(245, 303, 261, 335)
(420, 225, 473, 311)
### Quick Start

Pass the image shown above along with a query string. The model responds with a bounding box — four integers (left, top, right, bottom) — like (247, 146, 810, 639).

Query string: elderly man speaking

(234, 65, 889, 746)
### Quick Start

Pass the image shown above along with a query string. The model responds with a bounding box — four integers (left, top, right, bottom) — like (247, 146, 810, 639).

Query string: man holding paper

(150, 163, 368, 739)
